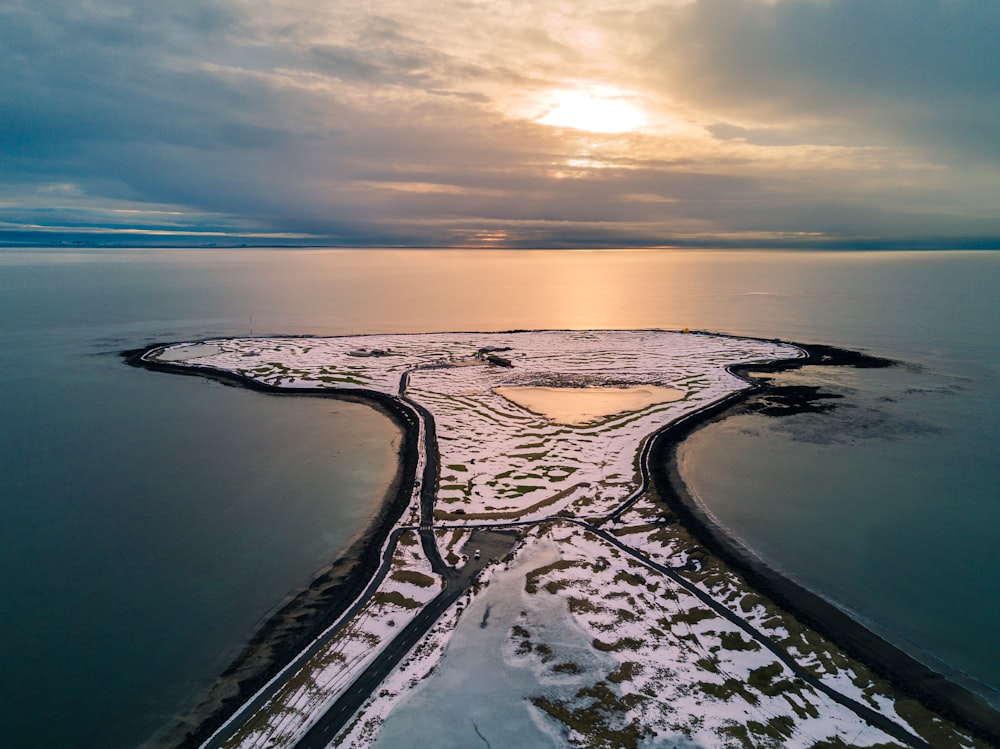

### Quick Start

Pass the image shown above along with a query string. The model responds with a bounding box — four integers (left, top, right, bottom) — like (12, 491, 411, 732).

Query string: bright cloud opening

(536, 88, 649, 134)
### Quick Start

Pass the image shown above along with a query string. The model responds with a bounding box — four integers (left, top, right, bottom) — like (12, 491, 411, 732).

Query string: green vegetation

(371, 591, 421, 610)
(697, 677, 759, 705)
(748, 662, 798, 697)
(500, 484, 543, 498)
(524, 559, 575, 594)
(390, 570, 436, 588)
(591, 637, 644, 652)
(613, 570, 645, 587)
(552, 661, 583, 675)
(695, 656, 721, 674)
(719, 631, 761, 652)
(739, 592, 765, 613)
(894, 699, 990, 748)
(567, 597, 605, 615)
(607, 661, 642, 684)
(530, 682, 652, 749)
(718, 716, 797, 748)
(666, 606, 716, 627)
(535, 643, 554, 662)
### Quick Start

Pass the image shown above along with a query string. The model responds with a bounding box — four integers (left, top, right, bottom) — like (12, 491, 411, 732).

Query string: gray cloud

(644, 0, 1000, 160)
(1, 0, 998, 247)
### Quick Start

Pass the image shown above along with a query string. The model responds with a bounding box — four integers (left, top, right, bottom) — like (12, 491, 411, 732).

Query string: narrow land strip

(125, 333, 1000, 748)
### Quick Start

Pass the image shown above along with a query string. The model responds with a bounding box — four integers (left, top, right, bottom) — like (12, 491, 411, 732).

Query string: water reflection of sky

(679, 360, 1000, 703)
(495, 385, 683, 425)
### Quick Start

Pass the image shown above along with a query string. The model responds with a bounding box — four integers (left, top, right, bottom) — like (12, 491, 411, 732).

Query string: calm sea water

(0, 247, 997, 746)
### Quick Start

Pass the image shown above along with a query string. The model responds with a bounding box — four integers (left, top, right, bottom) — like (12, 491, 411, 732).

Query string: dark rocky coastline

(647, 340, 1000, 746)
(123, 345, 421, 749)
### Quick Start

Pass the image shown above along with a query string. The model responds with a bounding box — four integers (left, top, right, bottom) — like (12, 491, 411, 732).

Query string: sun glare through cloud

(536, 88, 649, 134)
(3, 0, 1000, 247)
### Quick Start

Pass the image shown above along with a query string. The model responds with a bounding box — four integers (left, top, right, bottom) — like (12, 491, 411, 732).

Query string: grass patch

(739, 592, 766, 613)
(613, 570, 645, 587)
(591, 637, 644, 652)
(720, 631, 761, 652)
(553, 662, 583, 675)
(697, 678, 760, 705)
(371, 591, 422, 610)
(893, 698, 987, 748)
(390, 570, 436, 587)
(525, 559, 574, 594)
(502, 484, 543, 497)
(568, 597, 605, 615)
(718, 716, 798, 747)
(434, 482, 588, 521)
(748, 662, 799, 697)
(668, 606, 716, 627)
(607, 661, 642, 684)
(695, 656, 721, 674)
(531, 682, 651, 749)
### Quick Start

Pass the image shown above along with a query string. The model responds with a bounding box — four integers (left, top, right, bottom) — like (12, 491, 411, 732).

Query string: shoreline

(125, 335, 1000, 747)
(647, 342, 1000, 746)
(124, 346, 422, 749)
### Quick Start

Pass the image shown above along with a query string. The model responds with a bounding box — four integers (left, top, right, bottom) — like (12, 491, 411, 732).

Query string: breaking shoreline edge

(123, 334, 1000, 748)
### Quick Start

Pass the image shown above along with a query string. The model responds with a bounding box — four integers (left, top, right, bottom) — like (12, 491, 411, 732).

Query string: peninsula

(127, 330, 998, 749)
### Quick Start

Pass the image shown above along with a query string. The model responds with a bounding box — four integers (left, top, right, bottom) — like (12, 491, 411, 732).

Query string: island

(126, 330, 999, 749)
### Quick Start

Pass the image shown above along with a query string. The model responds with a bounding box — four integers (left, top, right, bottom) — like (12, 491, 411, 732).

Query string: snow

(216, 531, 441, 749)
(147, 332, 981, 749)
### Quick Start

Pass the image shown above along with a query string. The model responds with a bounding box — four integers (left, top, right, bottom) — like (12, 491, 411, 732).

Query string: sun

(536, 87, 648, 134)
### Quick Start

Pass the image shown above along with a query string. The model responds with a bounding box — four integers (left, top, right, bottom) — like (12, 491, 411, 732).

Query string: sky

(2, 0, 999, 248)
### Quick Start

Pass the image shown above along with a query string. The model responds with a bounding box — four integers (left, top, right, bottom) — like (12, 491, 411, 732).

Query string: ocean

(0, 247, 997, 747)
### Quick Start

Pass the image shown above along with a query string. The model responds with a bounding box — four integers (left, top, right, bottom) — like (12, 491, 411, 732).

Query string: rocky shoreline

(124, 346, 422, 749)
(125, 337, 1000, 748)
(647, 342, 1000, 746)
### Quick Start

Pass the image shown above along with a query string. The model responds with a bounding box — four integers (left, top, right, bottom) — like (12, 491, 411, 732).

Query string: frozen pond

(494, 385, 684, 425)
(372, 538, 614, 748)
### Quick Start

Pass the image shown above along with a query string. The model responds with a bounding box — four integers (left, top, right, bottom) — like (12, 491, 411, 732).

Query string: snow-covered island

(133, 331, 990, 749)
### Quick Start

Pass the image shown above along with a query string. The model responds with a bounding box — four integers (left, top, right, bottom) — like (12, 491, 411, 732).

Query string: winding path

(288, 362, 929, 749)
(130, 343, 939, 749)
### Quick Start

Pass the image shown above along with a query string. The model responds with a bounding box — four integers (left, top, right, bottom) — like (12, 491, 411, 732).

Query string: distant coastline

(125, 335, 1000, 748)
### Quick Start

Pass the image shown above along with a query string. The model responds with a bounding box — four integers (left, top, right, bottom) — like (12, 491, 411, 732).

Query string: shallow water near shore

(679, 359, 1000, 705)
(1, 247, 998, 746)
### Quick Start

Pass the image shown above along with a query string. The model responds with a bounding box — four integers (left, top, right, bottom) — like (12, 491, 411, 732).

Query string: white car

(474, 549, 481, 560)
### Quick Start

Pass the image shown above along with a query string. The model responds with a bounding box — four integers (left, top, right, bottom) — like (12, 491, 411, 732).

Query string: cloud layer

(2, 0, 998, 247)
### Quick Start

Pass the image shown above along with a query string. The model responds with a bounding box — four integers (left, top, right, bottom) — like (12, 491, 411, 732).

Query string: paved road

(199, 527, 411, 749)
(296, 530, 517, 748)
(572, 519, 931, 749)
(212, 363, 927, 749)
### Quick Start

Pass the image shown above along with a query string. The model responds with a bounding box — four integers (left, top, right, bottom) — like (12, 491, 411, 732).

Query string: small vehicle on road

(474, 549, 481, 560)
